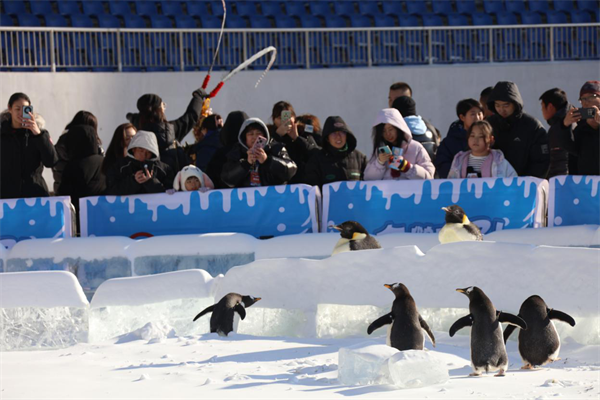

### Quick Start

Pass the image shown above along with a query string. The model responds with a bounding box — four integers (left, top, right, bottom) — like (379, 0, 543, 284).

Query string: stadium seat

(161, 1, 183, 17)
(299, 14, 322, 28)
(577, 0, 599, 11)
(358, 1, 380, 16)
(17, 14, 42, 27)
(57, 1, 82, 15)
(447, 13, 469, 26)
(310, 2, 333, 17)
(432, 1, 454, 14)
(546, 10, 569, 23)
(382, 1, 404, 16)
(349, 14, 372, 27)
(82, 2, 106, 16)
(334, 1, 357, 16)
(97, 14, 121, 28)
(285, 1, 308, 16)
(174, 15, 197, 28)
(422, 14, 445, 26)
(373, 14, 396, 27)
(274, 15, 297, 28)
(149, 14, 173, 28)
(4, 1, 27, 14)
(225, 15, 247, 28)
(553, 1, 575, 12)
(570, 9, 593, 22)
(108, 1, 133, 17)
(237, 2, 257, 17)
(472, 12, 493, 25)
(200, 15, 222, 28)
(124, 14, 147, 28)
(483, 1, 505, 14)
(30, 1, 55, 16)
(529, 0, 549, 12)
(456, 0, 477, 14)
(261, 1, 283, 17)
(136, 1, 159, 17)
(44, 14, 69, 27)
(521, 11, 543, 24)
(186, 1, 209, 17)
(71, 14, 94, 27)
(249, 15, 272, 28)
(496, 11, 519, 25)
(324, 15, 347, 28)
(505, 0, 526, 13)
(406, 1, 429, 15)
(398, 14, 420, 26)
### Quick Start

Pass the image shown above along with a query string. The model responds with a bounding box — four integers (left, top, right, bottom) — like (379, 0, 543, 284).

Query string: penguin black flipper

(503, 324, 517, 343)
(367, 313, 393, 335)
(449, 314, 473, 337)
(193, 305, 215, 322)
(497, 311, 527, 330)
(234, 304, 246, 320)
(548, 309, 576, 327)
(465, 223, 483, 241)
(419, 315, 436, 347)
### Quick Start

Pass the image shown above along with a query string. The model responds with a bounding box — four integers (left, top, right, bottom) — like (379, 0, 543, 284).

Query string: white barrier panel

(0, 271, 88, 308)
(548, 175, 600, 227)
(321, 178, 548, 235)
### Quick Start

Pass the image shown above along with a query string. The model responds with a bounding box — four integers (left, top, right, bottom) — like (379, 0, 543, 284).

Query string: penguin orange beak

(254, 297, 262, 302)
(441, 207, 449, 212)
(384, 284, 393, 290)
(456, 288, 467, 294)
(330, 225, 342, 231)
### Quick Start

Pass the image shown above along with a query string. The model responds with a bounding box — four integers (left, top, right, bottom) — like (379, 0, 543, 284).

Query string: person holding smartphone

(1, 92, 57, 199)
(559, 80, 600, 175)
(221, 117, 297, 188)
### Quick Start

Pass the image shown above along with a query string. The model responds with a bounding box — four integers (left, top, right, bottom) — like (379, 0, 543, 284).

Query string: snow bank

(0, 271, 88, 308)
(338, 341, 398, 385)
(126, 233, 256, 258)
(387, 350, 449, 388)
(91, 269, 217, 308)
(487, 225, 600, 248)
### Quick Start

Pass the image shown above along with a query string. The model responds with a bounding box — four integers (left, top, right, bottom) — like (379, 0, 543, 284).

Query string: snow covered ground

(1, 226, 599, 398)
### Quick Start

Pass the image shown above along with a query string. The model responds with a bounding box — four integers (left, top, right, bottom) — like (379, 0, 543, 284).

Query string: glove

(192, 88, 208, 99)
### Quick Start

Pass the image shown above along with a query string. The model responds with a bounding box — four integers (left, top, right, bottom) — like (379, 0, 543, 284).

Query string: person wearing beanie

(127, 88, 208, 174)
(364, 108, 435, 181)
(221, 117, 297, 188)
(105, 130, 174, 195)
(559, 80, 600, 175)
(172, 164, 214, 192)
(392, 96, 438, 162)
(486, 81, 549, 178)
(304, 116, 367, 187)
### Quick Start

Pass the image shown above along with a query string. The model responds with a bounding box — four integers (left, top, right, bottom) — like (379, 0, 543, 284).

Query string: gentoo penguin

(449, 286, 527, 377)
(438, 205, 483, 244)
(193, 293, 261, 336)
(503, 295, 576, 369)
(367, 283, 435, 351)
(331, 220, 381, 255)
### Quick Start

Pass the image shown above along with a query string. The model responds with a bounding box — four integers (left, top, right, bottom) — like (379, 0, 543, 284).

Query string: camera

(22, 105, 33, 120)
(578, 107, 597, 120)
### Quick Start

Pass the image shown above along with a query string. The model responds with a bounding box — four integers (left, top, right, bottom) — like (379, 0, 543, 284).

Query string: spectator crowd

(2, 80, 599, 225)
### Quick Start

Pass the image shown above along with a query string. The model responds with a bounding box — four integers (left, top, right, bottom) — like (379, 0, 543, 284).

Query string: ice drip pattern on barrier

(548, 175, 600, 227)
(79, 185, 319, 238)
(321, 178, 549, 235)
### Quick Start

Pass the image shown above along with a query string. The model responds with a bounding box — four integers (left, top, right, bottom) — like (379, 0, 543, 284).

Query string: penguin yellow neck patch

(462, 214, 470, 224)
(352, 232, 367, 241)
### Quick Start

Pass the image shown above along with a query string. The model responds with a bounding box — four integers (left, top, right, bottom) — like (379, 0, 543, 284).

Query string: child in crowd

(447, 120, 517, 178)
(172, 165, 214, 192)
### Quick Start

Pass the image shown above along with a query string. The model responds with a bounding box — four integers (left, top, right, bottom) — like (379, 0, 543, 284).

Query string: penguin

(438, 205, 483, 244)
(449, 286, 527, 377)
(331, 220, 381, 255)
(367, 283, 435, 351)
(503, 295, 576, 369)
(193, 293, 261, 336)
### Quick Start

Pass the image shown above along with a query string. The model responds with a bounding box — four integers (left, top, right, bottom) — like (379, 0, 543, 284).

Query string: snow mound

(116, 322, 176, 343)
(337, 341, 398, 385)
(388, 350, 449, 389)
(0, 271, 88, 308)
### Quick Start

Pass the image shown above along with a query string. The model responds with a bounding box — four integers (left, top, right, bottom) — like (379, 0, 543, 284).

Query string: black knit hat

(322, 116, 353, 138)
(392, 96, 417, 117)
(137, 94, 163, 112)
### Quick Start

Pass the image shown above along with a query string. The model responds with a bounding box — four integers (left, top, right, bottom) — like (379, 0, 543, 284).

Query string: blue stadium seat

(472, 12, 493, 25)
(382, 1, 403, 16)
(200, 15, 222, 28)
(4, 1, 27, 14)
(261, 1, 283, 17)
(496, 11, 519, 24)
(554, 1, 575, 12)
(161, 1, 183, 17)
(398, 14, 420, 26)
(0, 14, 15, 27)
(529, 1, 549, 12)
(136, 1, 159, 17)
(209, 1, 231, 17)
(521, 11, 543, 24)
(71, 14, 94, 27)
(447, 13, 469, 26)
(373, 14, 395, 27)
(310, 2, 333, 17)
(505, 0, 526, 13)
(97, 14, 120, 27)
(358, 1, 380, 16)
(422, 14, 445, 26)
(325, 15, 347, 28)
(108, 1, 133, 16)
(149, 14, 173, 28)
(17, 14, 42, 27)
(174, 15, 197, 28)
(349, 14, 372, 27)
(285, 1, 308, 16)
(249, 15, 272, 28)
(456, 0, 477, 14)
(124, 14, 147, 28)
(432, 1, 454, 14)
(406, 1, 428, 15)
(483, 1, 505, 14)
(225, 15, 247, 28)
(299, 14, 322, 28)
(82, 2, 106, 16)
(44, 14, 69, 26)
(570, 9, 593, 22)
(577, 0, 599, 11)
(30, 1, 54, 15)
(334, 1, 356, 16)
(57, 1, 82, 15)
(237, 2, 257, 17)
(274, 14, 296, 27)
(546, 10, 569, 23)
(186, 1, 209, 16)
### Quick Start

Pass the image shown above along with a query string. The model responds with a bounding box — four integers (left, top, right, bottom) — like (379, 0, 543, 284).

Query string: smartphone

(304, 124, 314, 133)
(143, 164, 150, 176)
(579, 107, 597, 119)
(281, 110, 292, 126)
(253, 135, 268, 150)
(22, 105, 33, 120)
(378, 145, 392, 155)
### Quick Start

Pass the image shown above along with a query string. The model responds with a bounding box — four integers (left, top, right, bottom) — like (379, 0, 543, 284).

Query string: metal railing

(0, 23, 598, 71)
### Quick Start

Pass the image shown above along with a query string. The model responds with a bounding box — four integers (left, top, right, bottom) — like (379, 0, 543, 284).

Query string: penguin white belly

(439, 224, 476, 244)
(548, 320, 561, 362)
(233, 313, 240, 333)
(386, 323, 393, 346)
(332, 238, 351, 255)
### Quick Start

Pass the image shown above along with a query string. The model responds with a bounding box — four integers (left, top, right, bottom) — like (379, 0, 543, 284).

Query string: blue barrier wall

(321, 178, 548, 235)
(0, 197, 73, 248)
(548, 176, 600, 227)
(79, 185, 319, 238)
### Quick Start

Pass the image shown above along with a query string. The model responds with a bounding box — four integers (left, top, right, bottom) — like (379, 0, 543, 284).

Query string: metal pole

(116, 30, 122, 72)
(50, 30, 56, 72)
(305, 30, 310, 69)
(428, 29, 433, 64)
(179, 31, 184, 71)
(549, 27, 554, 61)
(489, 27, 494, 63)
(367, 30, 372, 67)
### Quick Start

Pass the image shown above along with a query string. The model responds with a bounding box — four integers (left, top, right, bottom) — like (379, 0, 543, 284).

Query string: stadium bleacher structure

(0, 0, 598, 71)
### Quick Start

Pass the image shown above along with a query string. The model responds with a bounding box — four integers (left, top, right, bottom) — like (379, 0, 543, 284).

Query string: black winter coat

(559, 119, 599, 176)
(545, 104, 571, 178)
(270, 126, 320, 184)
(487, 82, 549, 178)
(194, 129, 222, 171)
(221, 142, 298, 188)
(0, 118, 58, 199)
(434, 120, 468, 179)
(105, 158, 173, 195)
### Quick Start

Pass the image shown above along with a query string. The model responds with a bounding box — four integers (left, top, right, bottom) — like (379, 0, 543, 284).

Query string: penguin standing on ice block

(193, 293, 261, 336)
(331, 221, 381, 255)
(438, 205, 483, 244)
(367, 283, 435, 351)
(503, 295, 576, 369)
(450, 286, 527, 377)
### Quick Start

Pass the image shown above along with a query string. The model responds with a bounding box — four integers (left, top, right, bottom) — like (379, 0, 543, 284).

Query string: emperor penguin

(367, 283, 435, 351)
(193, 293, 261, 336)
(331, 221, 381, 256)
(503, 295, 576, 369)
(438, 205, 483, 244)
(449, 286, 527, 377)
